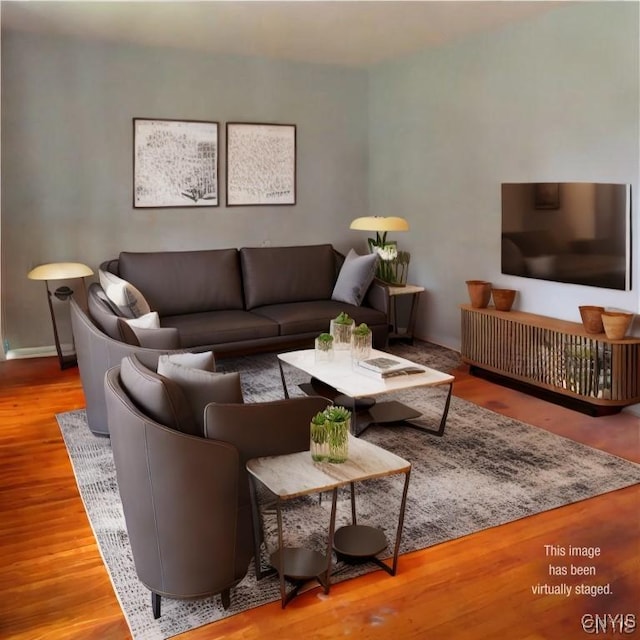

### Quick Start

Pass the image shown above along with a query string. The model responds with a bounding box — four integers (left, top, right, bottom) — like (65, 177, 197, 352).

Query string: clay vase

(466, 280, 492, 309)
(491, 288, 516, 312)
(601, 311, 634, 340)
(578, 306, 605, 334)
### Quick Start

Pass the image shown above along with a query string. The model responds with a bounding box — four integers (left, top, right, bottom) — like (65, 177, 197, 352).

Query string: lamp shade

(28, 262, 94, 281)
(350, 216, 409, 232)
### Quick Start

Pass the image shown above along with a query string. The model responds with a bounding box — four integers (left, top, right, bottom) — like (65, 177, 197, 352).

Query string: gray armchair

(71, 294, 185, 435)
(104, 356, 330, 618)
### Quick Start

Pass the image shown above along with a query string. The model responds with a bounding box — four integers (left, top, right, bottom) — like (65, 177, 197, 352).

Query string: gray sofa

(73, 244, 390, 435)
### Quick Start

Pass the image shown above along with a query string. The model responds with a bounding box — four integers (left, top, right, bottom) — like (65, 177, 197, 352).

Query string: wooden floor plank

(0, 353, 637, 639)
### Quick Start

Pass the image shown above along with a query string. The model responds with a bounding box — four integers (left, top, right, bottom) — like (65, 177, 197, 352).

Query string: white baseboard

(5, 345, 66, 360)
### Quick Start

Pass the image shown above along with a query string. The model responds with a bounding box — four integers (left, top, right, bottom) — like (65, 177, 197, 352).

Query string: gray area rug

(56, 343, 640, 640)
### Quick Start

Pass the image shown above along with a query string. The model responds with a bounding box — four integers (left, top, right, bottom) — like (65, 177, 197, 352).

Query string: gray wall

(368, 1, 639, 347)
(2, 1, 639, 354)
(1, 32, 369, 352)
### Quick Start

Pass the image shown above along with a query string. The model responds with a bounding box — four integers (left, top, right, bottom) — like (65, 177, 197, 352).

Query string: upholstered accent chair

(104, 355, 329, 618)
(71, 296, 188, 436)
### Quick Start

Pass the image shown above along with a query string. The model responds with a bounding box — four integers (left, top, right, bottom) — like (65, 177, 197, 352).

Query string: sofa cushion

(120, 355, 197, 435)
(161, 310, 279, 348)
(331, 249, 377, 306)
(118, 249, 244, 316)
(157, 359, 244, 431)
(99, 269, 151, 319)
(252, 300, 388, 337)
(240, 245, 336, 310)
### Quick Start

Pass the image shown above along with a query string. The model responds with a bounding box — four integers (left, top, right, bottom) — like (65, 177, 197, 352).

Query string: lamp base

(58, 353, 77, 370)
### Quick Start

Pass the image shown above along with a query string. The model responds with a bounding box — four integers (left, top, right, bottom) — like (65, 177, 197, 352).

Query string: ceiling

(1, 0, 565, 67)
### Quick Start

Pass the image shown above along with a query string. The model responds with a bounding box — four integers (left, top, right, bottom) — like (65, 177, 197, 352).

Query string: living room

(1, 2, 639, 639)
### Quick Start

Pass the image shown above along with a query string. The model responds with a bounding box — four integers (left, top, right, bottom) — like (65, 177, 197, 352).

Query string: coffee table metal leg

(403, 383, 452, 437)
(278, 360, 290, 399)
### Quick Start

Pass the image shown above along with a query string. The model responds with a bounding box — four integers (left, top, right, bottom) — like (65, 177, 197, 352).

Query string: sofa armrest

(364, 280, 390, 316)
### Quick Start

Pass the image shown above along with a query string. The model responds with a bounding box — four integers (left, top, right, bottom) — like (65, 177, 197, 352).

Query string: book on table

(356, 356, 425, 378)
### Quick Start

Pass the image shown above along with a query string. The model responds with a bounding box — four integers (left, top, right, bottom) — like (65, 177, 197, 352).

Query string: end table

(387, 283, 424, 344)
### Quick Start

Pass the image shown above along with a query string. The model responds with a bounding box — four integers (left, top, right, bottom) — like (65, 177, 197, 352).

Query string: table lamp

(349, 216, 409, 251)
(27, 262, 94, 369)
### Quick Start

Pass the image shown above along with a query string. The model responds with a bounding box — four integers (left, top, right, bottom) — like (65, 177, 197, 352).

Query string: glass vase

(310, 422, 329, 462)
(314, 337, 334, 363)
(330, 319, 354, 351)
(327, 419, 349, 463)
(351, 331, 372, 362)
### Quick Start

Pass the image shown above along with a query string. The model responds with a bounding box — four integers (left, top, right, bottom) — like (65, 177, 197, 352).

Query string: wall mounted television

(501, 182, 631, 290)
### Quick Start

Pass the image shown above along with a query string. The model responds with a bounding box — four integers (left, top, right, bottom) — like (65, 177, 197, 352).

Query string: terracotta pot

(492, 288, 516, 312)
(601, 311, 634, 340)
(578, 305, 605, 334)
(466, 280, 491, 309)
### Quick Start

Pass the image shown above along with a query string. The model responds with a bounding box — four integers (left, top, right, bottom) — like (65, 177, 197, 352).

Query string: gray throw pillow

(120, 355, 196, 435)
(158, 351, 215, 372)
(331, 249, 377, 306)
(157, 359, 243, 431)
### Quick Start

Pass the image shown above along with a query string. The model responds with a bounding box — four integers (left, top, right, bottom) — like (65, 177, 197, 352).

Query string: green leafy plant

(333, 311, 354, 325)
(310, 406, 351, 463)
(352, 323, 371, 337)
(324, 405, 351, 422)
(316, 332, 334, 351)
(310, 411, 327, 444)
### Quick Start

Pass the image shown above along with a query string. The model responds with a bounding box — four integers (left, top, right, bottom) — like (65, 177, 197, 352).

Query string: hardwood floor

(0, 352, 638, 639)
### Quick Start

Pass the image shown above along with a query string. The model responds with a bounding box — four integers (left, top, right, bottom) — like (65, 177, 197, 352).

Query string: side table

(247, 436, 411, 607)
(387, 283, 425, 344)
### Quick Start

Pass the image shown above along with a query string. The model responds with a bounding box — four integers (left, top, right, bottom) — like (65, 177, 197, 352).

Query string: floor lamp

(27, 262, 94, 369)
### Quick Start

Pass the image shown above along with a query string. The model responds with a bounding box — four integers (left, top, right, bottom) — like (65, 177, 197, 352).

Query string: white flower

(375, 244, 398, 261)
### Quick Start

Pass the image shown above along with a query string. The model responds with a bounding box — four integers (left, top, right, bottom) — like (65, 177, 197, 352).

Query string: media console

(460, 305, 640, 416)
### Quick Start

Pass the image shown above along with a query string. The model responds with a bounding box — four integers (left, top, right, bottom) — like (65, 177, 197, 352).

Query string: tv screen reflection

(501, 182, 630, 291)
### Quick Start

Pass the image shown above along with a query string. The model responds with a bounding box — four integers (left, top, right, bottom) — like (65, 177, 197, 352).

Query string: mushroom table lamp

(349, 216, 409, 251)
(27, 262, 94, 369)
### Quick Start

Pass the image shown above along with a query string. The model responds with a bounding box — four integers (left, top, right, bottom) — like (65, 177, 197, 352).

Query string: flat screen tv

(501, 182, 631, 290)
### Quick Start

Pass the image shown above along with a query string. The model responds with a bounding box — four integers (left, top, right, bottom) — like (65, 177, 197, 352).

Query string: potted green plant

(309, 411, 329, 462)
(351, 323, 372, 361)
(330, 312, 354, 350)
(314, 332, 334, 362)
(324, 405, 351, 463)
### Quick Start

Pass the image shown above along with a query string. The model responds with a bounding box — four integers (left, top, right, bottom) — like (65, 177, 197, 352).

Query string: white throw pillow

(332, 249, 378, 306)
(123, 311, 160, 330)
(99, 269, 151, 319)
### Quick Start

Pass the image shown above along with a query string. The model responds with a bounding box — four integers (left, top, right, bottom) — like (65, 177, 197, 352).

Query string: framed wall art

(226, 123, 296, 206)
(133, 118, 219, 208)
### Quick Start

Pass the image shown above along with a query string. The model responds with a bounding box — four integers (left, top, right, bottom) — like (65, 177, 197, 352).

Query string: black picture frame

(133, 118, 219, 208)
(226, 122, 296, 206)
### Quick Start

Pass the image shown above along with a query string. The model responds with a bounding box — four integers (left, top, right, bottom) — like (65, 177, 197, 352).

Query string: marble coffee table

(277, 348, 454, 436)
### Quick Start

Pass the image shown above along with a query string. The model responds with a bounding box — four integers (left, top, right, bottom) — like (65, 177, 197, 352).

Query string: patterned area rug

(56, 342, 640, 640)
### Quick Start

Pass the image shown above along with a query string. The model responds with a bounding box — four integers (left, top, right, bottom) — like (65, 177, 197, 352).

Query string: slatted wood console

(460, 305, 640, 415)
